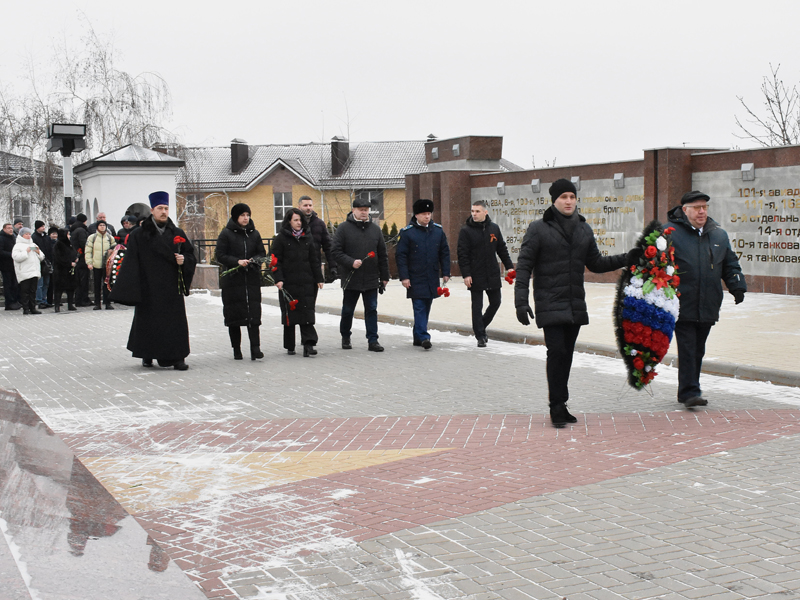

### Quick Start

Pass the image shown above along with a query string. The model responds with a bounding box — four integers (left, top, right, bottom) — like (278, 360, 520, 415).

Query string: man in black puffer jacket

(458, 200, 514, 347)
(515, 179, 638, 428)
(668, 191, 746, 409)
(331, 197, 390, 352)
(298, 196, 337, 282)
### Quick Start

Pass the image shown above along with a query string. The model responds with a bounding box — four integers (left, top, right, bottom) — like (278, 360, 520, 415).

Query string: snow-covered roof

(178, 140, 524, 192)
(0, 150, 63, 184)
(74, 144, 185, 173)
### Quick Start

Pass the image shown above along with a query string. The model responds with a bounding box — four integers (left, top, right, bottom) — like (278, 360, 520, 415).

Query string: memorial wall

(693, 167, 800, 279)
(471, 177, 645, 261)
(407, 136, 800, 293)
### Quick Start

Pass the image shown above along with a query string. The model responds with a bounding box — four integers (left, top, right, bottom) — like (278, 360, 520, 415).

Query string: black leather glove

(516, 305, 534, 326)
(626, 247, 643, 266)
(732, 290, 745, 305)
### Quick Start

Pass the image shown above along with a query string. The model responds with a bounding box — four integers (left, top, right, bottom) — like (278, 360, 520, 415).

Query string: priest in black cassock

(110, 191, 197, 370)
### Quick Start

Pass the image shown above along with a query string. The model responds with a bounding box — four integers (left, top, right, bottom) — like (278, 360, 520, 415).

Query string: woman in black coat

(52, 228, 78, 312)
(215, 203, 267, 360)
(271, 208, 324, 356)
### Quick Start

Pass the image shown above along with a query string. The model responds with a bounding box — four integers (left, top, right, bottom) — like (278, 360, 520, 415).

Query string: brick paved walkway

(2, 293, 800, 599)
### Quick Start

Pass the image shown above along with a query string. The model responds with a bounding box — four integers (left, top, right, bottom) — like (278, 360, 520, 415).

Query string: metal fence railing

(192, 238, 274, 265)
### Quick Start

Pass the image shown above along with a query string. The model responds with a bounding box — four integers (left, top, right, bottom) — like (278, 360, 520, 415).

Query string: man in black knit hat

(515, 178, 640, 428)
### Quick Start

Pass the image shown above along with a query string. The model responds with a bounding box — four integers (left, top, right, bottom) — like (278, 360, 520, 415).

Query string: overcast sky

(2, 0, 800, 168)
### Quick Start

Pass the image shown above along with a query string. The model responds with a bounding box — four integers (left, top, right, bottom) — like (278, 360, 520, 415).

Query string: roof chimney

(231, 138, 250, 173)
(331, 136, 349, 176)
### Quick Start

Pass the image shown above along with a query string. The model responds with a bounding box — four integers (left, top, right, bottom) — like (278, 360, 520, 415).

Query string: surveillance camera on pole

(46, 124, 86, 224)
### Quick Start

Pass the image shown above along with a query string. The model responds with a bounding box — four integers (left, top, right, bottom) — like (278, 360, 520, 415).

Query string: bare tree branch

(735, 63, 800, 147)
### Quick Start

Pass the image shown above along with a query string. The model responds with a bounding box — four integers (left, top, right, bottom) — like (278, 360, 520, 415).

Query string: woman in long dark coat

(215, 203, 267, 360)
(52, 228, 78, 312)
(271, 208, 324, 356)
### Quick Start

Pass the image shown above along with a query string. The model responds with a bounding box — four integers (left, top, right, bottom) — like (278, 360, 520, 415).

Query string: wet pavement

(0, 287, 799, 599)
(0, 389, 206, 599)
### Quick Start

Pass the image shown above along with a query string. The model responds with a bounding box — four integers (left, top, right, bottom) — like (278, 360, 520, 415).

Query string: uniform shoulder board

(401, 224, 413, 231)
(433, 223, 443, 228)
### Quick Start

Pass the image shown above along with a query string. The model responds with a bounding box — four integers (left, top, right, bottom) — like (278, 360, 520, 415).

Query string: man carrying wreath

(515, 179, 639, 428)
(110, 191, 197, 370)
(668, 190, 746, 408)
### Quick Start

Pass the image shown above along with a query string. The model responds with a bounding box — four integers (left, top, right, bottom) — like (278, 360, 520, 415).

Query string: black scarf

(552, 207, 578, 241)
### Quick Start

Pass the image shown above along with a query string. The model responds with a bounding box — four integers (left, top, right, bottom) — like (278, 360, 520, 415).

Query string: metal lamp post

(46, 124, 86, 225)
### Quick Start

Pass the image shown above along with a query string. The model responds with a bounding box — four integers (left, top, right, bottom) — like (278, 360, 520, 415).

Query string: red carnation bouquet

(279, 288, 299, 326)
(220, 254, 278, 287)
(504, 269, 516, 285)
(341, 251, 377, 289)
(174, 236, 188, 295)
(436, 287, 450, 297)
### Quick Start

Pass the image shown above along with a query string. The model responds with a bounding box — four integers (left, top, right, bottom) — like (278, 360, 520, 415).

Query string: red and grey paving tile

(2, 296, 800, 599)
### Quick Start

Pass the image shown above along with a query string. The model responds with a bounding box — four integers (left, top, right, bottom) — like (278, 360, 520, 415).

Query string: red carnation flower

(289, 299, 299, 310)
(270, 254, 278, 267)
(633, 357, 645, 370)
(174, 236, 186, 245)
(367, 251, 376, 258)
(644, 245, 657, 258)
(671, 275, 680, 286)
(437, 287, 451, 297)
(663, 227, 675, 235)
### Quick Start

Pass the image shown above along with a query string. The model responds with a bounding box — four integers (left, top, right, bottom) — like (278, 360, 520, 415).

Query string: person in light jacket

(85, 221, 116, 310)
(12, 227, 44, 315)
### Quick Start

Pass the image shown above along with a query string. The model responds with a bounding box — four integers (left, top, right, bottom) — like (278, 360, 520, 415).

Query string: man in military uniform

(395, 199, 451, 350)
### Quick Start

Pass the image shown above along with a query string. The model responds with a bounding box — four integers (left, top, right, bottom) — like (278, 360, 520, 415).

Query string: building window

(185, 194, 206, 216)
(12, 197, 30, 228)
(356, 190, 384, 220)
(274, 192, 292, 232)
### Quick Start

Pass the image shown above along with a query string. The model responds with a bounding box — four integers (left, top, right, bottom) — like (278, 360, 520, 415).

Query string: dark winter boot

(563, 405, 578, 424)
(250, 347, 264, 360)
(233, 346, 243, 360)
(303, 344, 317, 357)
(550, 404, 569, 429)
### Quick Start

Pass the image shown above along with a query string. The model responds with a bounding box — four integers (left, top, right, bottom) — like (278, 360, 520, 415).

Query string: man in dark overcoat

(70, 214, 91, 306)
(515, 179, 637, 428)
(668, 190, 746, 408)
(110, 192, 197, 370)
(395, 199, 451, 350)
(457, 200, 514, 347)
(331, 197, 390, 352)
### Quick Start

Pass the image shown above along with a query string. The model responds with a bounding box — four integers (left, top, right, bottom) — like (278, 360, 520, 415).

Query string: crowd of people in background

(0, 212, 144, 314)
(0, 181, 746, 428)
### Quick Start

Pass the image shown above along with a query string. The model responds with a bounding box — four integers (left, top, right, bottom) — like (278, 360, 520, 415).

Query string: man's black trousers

(542, 324, 582, 407)
(674, 320, 713, 401)
(470, 288, 502, 340)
